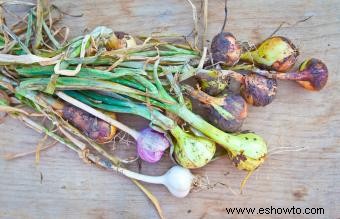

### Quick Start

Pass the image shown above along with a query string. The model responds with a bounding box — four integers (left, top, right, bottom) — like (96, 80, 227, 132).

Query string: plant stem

(166, 104, 242, 152)
(8, 105, 165, 217)
(42, 20, 61, 49)
(0, 53, 60, 65)
(56, 91, 140, 139)
(19, 77, 171, 104)
(12, 112, 167, 187)
(152, 59, 176, 102)
(66, 90, 175, 131)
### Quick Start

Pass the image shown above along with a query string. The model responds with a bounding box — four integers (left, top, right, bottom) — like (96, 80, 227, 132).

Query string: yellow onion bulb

(228, 132, 267, 171)
(172, 126, 216, 169)
(241, 36, 298, 72)
(196, 69, 228, 96)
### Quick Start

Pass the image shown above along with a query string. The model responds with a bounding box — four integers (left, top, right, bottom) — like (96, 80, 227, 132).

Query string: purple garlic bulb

(136, 128, 170, 163)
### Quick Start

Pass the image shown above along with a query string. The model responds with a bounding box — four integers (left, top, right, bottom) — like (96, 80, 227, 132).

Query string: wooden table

(0, 0, 339, 218)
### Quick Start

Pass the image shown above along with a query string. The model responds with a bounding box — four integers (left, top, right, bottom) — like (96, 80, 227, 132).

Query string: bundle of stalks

(0, 1, 328, 218)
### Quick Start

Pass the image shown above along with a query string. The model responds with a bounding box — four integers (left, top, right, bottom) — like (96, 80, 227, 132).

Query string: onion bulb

(211, 32, 241, 66)
(183, 85, 247, 132)
(228, 132, 267, 171)
(28, 93, 118, 144)
(240, 73, 278, 106)
(253, 58, 328, 91)
(172, 126, 216, 169)
(196, 69, 278, 107)
(240, 36, 298, 72)
(62, 104, 117, 144)
(196, 69, 228, 96)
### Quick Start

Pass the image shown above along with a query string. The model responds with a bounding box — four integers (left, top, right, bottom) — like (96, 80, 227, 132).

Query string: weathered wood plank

(0, 0, 339, 218)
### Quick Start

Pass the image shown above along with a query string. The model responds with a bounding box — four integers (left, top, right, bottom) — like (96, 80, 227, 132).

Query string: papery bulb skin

(241, 73, 278, 106)
(196, 69, 228, 96)
(241, 36, 298, 72)
(136, 128, 170, 163)
(206, 93, 247, 132)
(296, 58, 328, 91)
(106, 31, 136, 50)
(172, 127, 216, 169)
(211, 32, 241, 66)
(228, 132, 267, 171)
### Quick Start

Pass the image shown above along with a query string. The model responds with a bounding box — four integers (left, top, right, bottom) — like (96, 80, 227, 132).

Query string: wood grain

(0, 0, 339, 218)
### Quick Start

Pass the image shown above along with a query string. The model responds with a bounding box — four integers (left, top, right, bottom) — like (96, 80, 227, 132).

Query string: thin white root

(191, 174, 237, 196)
(268, 146, 308, 156)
